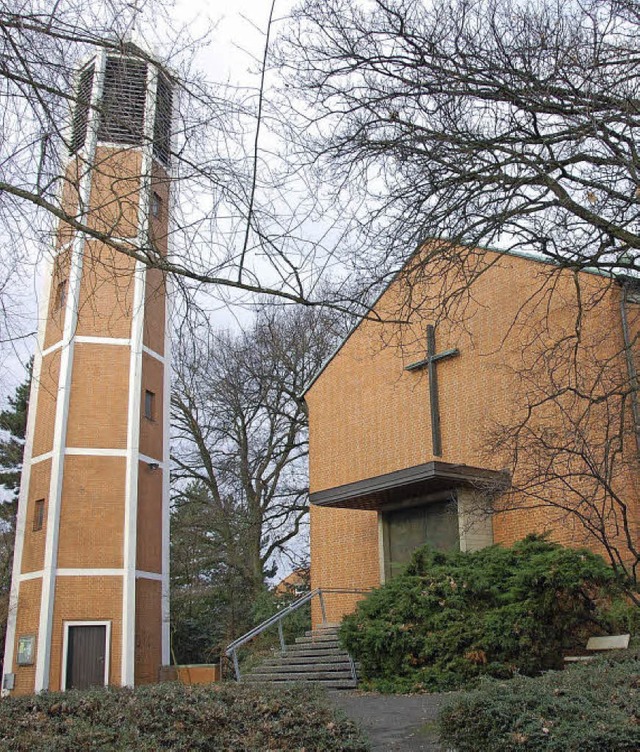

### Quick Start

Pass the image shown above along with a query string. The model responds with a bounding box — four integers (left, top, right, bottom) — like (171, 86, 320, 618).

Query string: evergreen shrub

(438, 651, 640, 751)
(0, 682, 367, 751)
(340, 535, 628, 691)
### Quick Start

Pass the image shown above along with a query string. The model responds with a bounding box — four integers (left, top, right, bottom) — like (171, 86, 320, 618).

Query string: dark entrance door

(65, 625, 107, 690)
(384, 497, 460, 579)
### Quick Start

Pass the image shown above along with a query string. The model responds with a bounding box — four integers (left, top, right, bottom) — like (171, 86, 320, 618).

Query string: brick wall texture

(307, 249, 640, 624)
(8, 145, 169, 695)
(134, 578, 162, 685)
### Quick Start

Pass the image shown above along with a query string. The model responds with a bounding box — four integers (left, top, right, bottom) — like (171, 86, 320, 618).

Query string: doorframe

(379, 490, 459, 582)
(61, 620, 111, 691)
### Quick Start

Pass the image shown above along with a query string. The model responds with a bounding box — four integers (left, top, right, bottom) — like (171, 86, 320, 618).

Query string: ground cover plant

(0, 682, 368, 751)
(340, 535, 633, 692)
(438, 650, 640, 751)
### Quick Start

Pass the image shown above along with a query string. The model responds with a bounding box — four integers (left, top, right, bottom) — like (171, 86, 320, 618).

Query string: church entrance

(382, 494, 460, 580)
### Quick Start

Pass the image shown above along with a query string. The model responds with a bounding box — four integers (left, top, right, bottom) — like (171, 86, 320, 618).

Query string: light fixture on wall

(147, 462, 160, 471)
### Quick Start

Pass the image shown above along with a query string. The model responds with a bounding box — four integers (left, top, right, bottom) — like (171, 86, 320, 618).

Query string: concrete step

(291, 638, 342, 649)
(261, 653, 352, 666)
(238, 623, 357, 689)
(304, 626, 340, 637)
(275, 647, 348, 659)
(252, 661, 353, 674)
(243, 677, 358, 689)
(244, 670, 356, 683)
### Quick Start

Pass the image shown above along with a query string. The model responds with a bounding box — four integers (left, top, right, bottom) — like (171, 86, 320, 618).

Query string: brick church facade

(305, 247, 640, 625)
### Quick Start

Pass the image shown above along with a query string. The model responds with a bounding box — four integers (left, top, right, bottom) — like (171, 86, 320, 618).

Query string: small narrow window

(144, 390, 156, 421)
(151, 192, 162, 218)
(54, 280, 67, 312)
(33, 499, 45, 532)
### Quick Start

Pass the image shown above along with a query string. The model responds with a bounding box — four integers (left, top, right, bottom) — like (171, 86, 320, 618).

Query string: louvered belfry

(98, 57, 148, 145)
(2, 45, 173, 695)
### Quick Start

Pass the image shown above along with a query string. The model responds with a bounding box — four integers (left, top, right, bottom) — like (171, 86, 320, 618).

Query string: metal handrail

(224, 587, 371, 681)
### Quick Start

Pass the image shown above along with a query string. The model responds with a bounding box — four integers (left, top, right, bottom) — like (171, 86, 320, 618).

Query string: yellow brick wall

(76, 241, 135, 339)
(308, 255, 624, 491)
(44, 248, 72, 350)
(310, 505, 379, 625)
(57, 455, 125, 569)
(11, 578, 42, 695)
(66, 343, 130, 449)
(139, 353, 164, 460)
(143, 268, 165, 355)
(149, 165, 170, 258)
(134, 578, 162, 685)
(88, 148, 141, 239)
(136, 461, 163, 573)
(32, 350, 61, 458)
(56, 161, 81, 248)
(20, 459, 52, 574)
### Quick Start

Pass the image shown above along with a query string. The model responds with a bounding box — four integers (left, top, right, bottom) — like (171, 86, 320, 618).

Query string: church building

(305, 246, 640, 624)
(2, 44, 172, 695)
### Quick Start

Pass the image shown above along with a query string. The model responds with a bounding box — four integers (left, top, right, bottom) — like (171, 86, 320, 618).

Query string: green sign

(16, 635, 35, 666)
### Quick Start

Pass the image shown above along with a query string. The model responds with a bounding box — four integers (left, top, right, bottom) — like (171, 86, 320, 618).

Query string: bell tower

(2, 45, 172, 694)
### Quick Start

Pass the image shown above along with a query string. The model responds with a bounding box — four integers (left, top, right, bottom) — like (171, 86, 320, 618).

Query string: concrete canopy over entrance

(309, 460, 507, 511)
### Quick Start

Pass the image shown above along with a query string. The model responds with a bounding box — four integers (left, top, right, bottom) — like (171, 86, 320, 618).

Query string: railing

(224, 587, 371, 681)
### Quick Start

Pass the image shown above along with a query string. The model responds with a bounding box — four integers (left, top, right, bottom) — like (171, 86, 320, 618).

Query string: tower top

(69, 45, 173, 169)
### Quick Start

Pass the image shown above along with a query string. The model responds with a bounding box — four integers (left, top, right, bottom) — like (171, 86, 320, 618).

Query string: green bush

(340, 535, 628, 691)
(0, 682, 368, 751)
(438, 651, 640, 751)
(606, 596, 640, 635)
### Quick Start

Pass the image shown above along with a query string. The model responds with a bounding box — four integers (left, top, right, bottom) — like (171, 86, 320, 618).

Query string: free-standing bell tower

(2, 44, 172, 694)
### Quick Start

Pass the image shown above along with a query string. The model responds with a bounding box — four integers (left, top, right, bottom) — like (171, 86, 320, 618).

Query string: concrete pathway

(330, 691, 450, 751)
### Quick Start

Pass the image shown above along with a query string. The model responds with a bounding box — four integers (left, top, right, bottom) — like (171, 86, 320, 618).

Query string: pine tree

(0, 360, 31, 524)
(0, 361, 31, 672)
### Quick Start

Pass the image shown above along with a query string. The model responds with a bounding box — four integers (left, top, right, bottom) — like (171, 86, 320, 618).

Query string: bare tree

(170, 305, 340, 641)
(485, 278, 640, 593)
(281, 0, 640, 292)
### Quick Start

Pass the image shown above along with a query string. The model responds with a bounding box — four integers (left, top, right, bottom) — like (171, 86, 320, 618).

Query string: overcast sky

(0, 0, 300, 397)
(169, 0, 293, 84)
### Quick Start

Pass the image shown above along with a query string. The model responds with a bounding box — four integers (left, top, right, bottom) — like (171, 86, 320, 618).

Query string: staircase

(241, 623, 358, 689)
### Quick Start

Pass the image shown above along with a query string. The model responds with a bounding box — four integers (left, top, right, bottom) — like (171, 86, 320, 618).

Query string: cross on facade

(405, 324, 460, 457)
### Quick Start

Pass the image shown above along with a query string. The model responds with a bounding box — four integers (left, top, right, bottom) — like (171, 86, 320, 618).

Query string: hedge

(438, 651, 640, 751)
(0, 682, 368, 751)
(340, 535, 628, 691)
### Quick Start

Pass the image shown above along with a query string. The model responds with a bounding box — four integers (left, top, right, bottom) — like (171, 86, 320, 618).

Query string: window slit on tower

(144, 390, 156, 421)
(54, 279, 68, 312)
(33, 499, 45, 532)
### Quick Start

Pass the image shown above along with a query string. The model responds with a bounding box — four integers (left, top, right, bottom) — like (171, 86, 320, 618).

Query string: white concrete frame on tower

(2, 45, 173, 694)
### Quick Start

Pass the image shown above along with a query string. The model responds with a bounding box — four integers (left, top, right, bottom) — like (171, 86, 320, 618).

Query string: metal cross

(405, 325, 459, 457)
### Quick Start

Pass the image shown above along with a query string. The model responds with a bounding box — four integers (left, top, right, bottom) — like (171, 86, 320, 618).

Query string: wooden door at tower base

(383, 498, 460, 580)
(64, 624, 108, 690)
